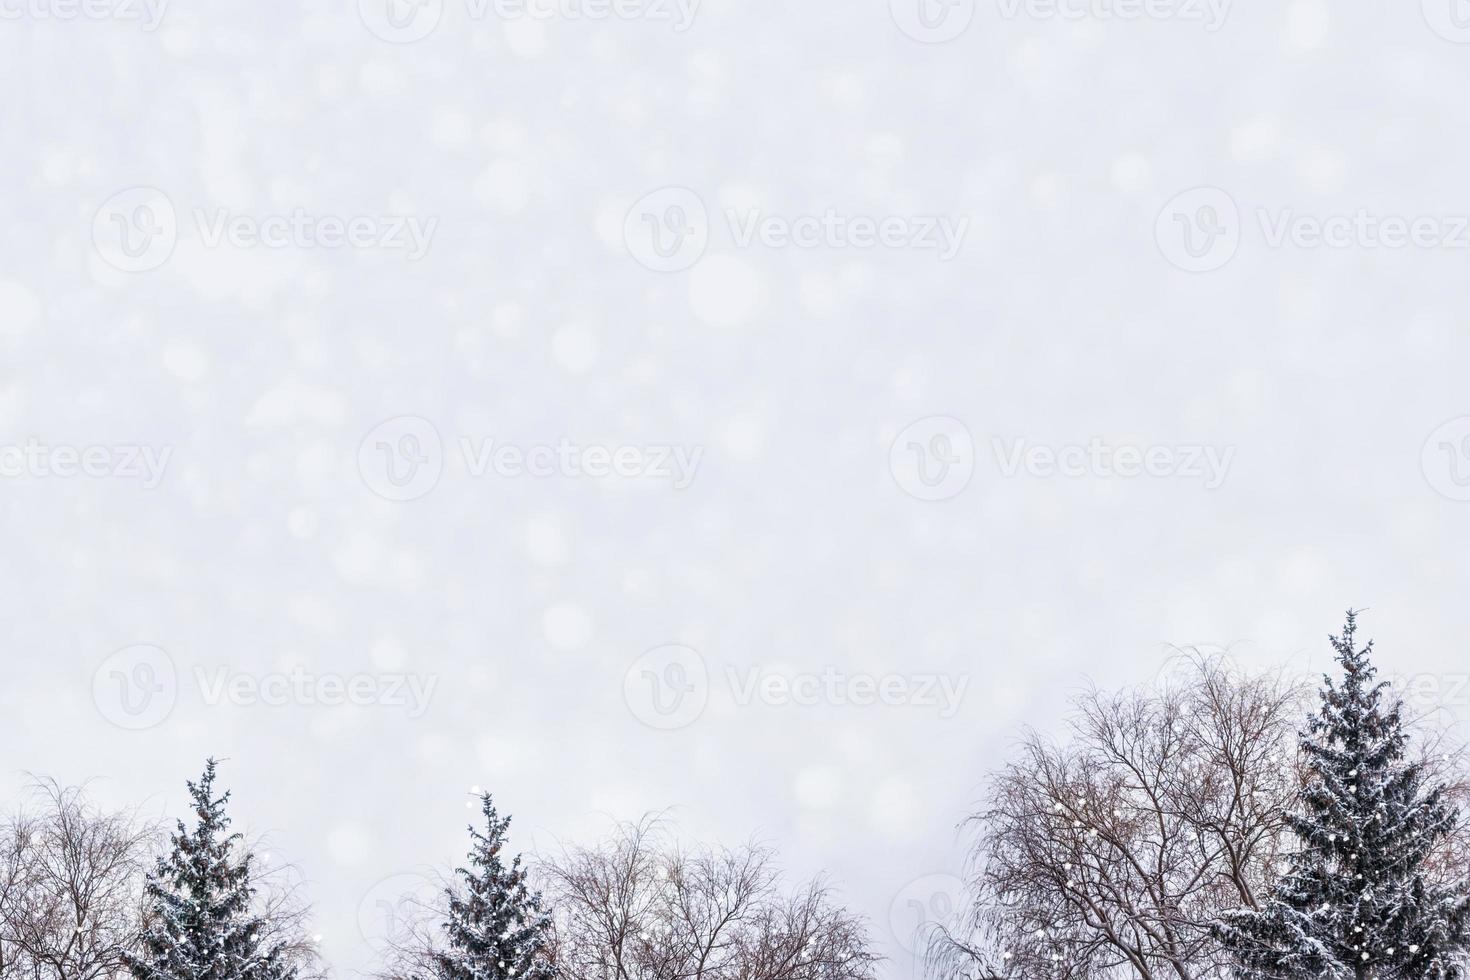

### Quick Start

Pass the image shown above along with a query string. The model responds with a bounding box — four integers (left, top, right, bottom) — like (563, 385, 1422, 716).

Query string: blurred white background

(4, 0, 1470, 976)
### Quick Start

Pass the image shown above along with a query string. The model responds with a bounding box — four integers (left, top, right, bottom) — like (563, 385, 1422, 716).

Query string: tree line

(0, 763, 880, 980)
(929, 611, 1470, 980)
(8, 611, 1470, 980)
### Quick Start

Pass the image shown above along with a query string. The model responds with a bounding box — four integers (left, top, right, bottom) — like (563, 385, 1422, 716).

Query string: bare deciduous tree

(540, 816, 881, 980)
(930, 654, 1470, 980)
(0, 780, 155, 980)
(929, 654, 1305, 980)
(0, 777, 322, 980)
(212, 833, 328, 980)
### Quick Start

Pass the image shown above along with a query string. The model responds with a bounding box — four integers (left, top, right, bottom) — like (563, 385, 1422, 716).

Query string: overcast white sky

(4, 0, 1470, 977)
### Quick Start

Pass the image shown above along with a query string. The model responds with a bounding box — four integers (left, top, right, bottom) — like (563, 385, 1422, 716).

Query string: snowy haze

(5, 0, 1470, 977)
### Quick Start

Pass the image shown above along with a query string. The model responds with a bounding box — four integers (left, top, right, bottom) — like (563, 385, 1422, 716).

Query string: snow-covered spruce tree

(1216, 612, 1470, 980)
(128, 760, 298, 980)
(432, 794, 553, 980)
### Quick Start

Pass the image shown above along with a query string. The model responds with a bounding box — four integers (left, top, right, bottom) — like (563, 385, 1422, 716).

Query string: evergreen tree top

(182, 758, 235, 839)
(433, 792, 554, 980)
(467, 793, 511, 855)
(1216, 612, 1470, 980)
(1307, 610, 1408, 774)
(451, 792, 528, 903)
(128, 760, 298, 980)
(1326, 610, 1377, 690)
